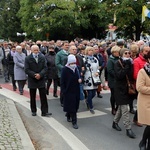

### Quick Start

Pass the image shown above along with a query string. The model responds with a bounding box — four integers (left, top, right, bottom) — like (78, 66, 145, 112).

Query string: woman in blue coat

(61, 54, 81, 129)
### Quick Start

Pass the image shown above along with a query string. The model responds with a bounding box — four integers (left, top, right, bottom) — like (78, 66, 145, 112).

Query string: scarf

(11, 51, 16, 57)
(144, 63, 150, 76)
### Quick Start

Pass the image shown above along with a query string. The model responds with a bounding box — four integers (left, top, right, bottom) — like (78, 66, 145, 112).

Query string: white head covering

(66, 54, 76, 66)
(66, 54, 77, 72)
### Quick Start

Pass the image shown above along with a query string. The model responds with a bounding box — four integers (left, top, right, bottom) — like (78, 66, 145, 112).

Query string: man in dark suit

(25, 45, 52, 117)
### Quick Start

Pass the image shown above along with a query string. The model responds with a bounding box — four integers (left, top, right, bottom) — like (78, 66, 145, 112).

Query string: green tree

(0, 0, 23, 42)
(106, 0, 150, 40)
(18, 0, 111, 40)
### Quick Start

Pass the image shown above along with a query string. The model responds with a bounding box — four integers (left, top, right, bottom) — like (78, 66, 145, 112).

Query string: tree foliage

(18, 0, 110, 40)
(106, 0, 150, 40)
(0, 0, 23, 42)
(1, 0, 150, 41)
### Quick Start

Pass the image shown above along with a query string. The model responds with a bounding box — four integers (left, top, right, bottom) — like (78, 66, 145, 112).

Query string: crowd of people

(0, 38, 150, 149)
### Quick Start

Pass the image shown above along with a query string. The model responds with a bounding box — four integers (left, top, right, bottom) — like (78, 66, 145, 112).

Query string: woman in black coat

(45, 45, 58, 97)
(61, 54, 81, 129)
(112, 48, 136, 139)
(7, 45, 17, 91)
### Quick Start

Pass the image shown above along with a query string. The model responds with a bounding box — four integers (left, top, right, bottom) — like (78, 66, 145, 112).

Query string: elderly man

(25, 45, 52, 117)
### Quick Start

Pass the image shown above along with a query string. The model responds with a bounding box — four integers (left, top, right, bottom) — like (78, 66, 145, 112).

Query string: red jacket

(133, 54, 146, 80)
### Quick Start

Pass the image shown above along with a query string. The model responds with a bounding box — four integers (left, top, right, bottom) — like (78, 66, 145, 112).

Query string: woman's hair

(130, 44, 138, 53)
(84, 46, 94, 55)
(111, 45, 121, 53)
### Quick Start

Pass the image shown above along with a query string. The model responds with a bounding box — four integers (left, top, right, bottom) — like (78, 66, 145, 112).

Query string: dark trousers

(11, 74, 16, 88)
(30, 88, 48, 114)
(129, 99, 134, 111)
(3, 64, 9, 81)
(110, 88, 117, 110)
(87, 89, 96, 109)
(47, 78, 58, 95)
(141, 126, 150, 148)
(66, 112, 77, 124)
(133, 110, 138, 121)
(17, 80, 26, 93)
(60, 78, 64, 105)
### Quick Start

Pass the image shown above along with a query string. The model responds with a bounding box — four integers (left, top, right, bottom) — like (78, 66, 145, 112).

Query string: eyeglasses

(124, 52, 131, 55)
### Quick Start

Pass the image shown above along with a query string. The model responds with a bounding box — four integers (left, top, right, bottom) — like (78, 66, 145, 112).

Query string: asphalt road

(0, 76, 144, 150)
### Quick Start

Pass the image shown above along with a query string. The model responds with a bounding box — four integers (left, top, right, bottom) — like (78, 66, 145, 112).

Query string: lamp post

(16, 32, 27, 42)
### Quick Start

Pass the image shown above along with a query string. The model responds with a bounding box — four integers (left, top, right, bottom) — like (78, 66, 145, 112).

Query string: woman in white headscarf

(61, 54, 82, 129)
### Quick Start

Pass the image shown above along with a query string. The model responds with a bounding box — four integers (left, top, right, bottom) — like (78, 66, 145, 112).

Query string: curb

(7, 98, 35, 150)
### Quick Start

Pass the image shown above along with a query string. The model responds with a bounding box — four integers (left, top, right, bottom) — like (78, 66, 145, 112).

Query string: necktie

(35, 55, 38, 63)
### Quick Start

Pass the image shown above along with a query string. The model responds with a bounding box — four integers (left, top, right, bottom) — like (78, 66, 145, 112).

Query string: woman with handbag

(83, 46, 100, 114)
(136, 51, 150, 150)
(112, 48, 136, 139)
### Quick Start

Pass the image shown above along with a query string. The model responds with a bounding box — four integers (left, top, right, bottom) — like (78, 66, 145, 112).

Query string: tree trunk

(135, 23, 142, 41)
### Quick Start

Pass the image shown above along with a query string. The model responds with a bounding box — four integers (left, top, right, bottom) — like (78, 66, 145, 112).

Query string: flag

(142, 5, 150, 23)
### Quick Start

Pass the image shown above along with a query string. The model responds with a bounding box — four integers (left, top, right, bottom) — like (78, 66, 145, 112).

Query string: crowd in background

(0, 38, 150, 149)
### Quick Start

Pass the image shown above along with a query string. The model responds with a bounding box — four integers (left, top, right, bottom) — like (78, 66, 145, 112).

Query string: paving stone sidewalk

(0, 96, 34, 150)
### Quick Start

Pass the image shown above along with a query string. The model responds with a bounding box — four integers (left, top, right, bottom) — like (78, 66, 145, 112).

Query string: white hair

(16, 45, 22, 51)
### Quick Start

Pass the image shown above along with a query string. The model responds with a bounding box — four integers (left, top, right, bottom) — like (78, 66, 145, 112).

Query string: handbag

(87, 64, 101, 86)
(91, 75, 101, 86)
(118, 60, 136, 95)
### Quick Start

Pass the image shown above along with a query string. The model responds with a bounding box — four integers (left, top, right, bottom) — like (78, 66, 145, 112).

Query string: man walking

(25, 45, 52, 117)
(55, 41, 69, 107)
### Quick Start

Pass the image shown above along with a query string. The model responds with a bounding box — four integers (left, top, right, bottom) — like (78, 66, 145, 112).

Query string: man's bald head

(31, 45, 40, 54)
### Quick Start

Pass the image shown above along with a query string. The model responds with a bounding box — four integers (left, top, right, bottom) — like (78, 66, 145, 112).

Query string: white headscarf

(66, 54, 77, 72)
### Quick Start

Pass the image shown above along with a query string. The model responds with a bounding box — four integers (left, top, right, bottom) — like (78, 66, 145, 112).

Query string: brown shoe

(0, 85, 2, 89)
(133, 120, 143, 127)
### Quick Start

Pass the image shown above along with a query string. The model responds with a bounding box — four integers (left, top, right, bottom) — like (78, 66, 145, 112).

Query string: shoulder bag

(118, 60, 136, 95)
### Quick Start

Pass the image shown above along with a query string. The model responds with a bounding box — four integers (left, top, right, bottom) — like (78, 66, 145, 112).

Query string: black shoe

(112, 122, 122, 131)
(90, 109, 95, 114)
(61, 103, 64, 107)
(139, 140, 146, 150)
(32, 112, 36, 116)
(20, 91, 23, 95)
(97, 94, 103, 98)
(67, 118, 72, 122)
(130, 109, 135, 114)
(72, 123, 78, 129)
(126, 129, 136, 138)
(53, 94, 58, 98)
(13, 86, 17, 91)
(41, 112, 52, 117)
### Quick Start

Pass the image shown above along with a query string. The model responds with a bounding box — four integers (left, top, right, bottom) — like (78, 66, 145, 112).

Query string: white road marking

(77, 110, 106, 119)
